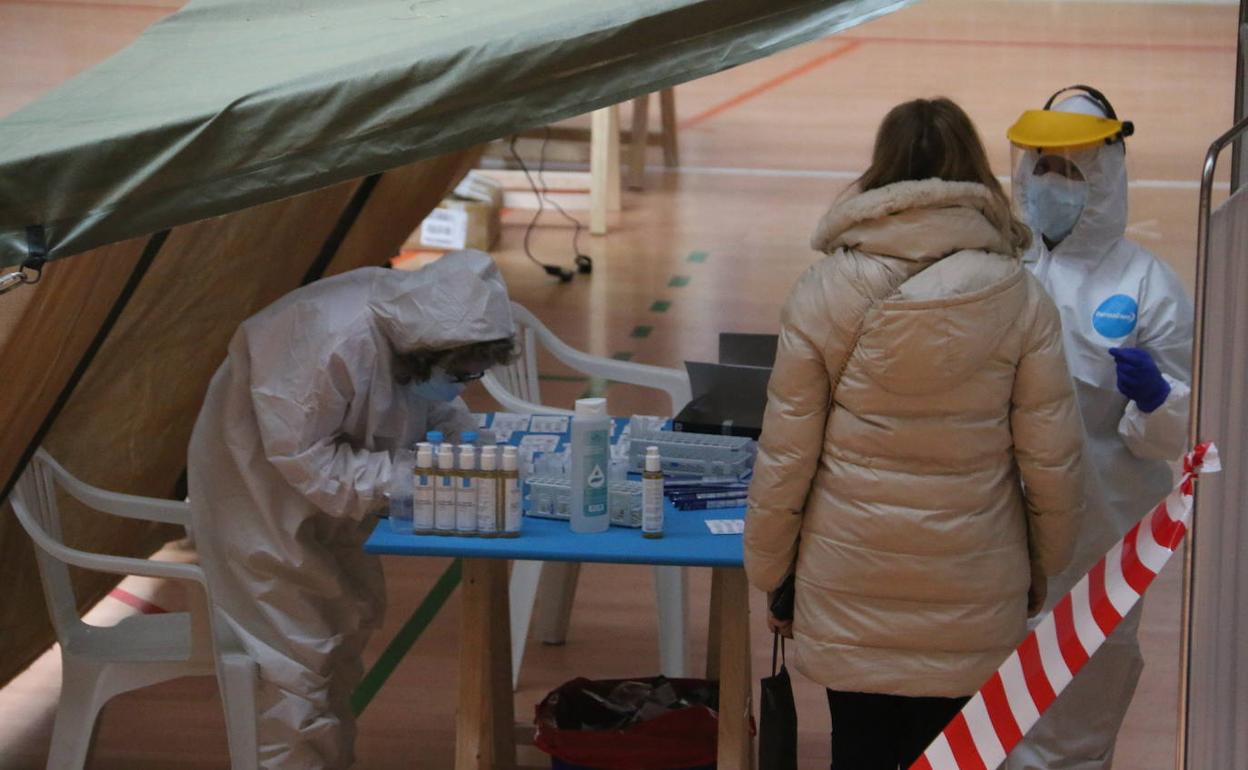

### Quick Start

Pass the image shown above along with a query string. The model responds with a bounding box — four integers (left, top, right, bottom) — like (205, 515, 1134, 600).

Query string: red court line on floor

(0, 0, 179, 12)
(109, 588, 169, 615)
(679, 40, 863, 129)
(840, 34, 1235, 56)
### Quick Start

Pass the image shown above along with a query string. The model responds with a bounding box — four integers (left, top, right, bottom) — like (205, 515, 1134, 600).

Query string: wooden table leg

(712, 568, 753, 770)
(706, 567, 722, 679)
(457, 559, 515, 770)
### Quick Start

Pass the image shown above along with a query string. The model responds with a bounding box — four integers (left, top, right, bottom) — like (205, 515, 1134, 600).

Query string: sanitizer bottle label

(583, 429, 608, 518)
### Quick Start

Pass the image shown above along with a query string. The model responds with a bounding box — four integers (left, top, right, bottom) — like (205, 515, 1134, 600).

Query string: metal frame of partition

(1176, 22, 1248, 762)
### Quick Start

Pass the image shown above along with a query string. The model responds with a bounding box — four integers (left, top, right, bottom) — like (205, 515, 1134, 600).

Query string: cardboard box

(406, 171, 503, 252)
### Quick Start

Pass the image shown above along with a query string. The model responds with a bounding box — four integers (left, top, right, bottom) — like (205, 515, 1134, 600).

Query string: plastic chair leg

(46, 658, 107, 770)
(218, 652, 259, 770)
(534, 561, 580, 645)
(508, 560, 544, 691)
(654, 566, 689, 678)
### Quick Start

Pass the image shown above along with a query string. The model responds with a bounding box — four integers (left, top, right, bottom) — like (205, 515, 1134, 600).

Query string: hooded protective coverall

(1006, 96, 1193, 770)
(188, 251, 514, 768)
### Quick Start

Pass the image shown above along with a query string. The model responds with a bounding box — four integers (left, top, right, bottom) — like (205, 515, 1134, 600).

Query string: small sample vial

(456, 445, 478, 535)
(642, 446, 664, 539)
(434, 444, 457, 534)
(501, 446, 522, 537)
(388, 449, 415, 533)
(413, 443, 435, 534)
(535, 489, 554, 516)
(477, 446, 500, 537)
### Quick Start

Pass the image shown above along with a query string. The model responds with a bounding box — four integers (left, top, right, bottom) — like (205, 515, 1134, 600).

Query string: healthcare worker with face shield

(188, 250, 515, 769)
(1005, 87, 1193, 769)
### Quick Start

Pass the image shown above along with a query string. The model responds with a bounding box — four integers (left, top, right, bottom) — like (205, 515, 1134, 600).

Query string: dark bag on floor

(758, 634, 798, 770)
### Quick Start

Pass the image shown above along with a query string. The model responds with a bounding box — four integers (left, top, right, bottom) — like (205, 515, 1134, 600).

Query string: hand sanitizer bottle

(642, 446, 664, 539)
(434, 444, 457, 534)
(477, 446, 500, 537)
(570, 398, 610, 533)
(456, 445, 478, 536)
(413, 443, 435, 534)
(501, 446, 522, 537)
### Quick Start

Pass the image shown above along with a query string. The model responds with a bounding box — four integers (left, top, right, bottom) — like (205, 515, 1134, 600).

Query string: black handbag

(758, 633, 798, 770)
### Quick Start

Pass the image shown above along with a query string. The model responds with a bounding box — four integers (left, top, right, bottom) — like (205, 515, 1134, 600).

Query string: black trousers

(827, 689, 969, 770)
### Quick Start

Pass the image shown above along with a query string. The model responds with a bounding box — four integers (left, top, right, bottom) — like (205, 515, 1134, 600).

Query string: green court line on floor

(687, 251, 709, 263)
(351, 558, 462, 717)
(631, 325, 653, 339)
(669, 275, 691, 288)
(650, 300, 670, 313)
(538, 374, 590, 383)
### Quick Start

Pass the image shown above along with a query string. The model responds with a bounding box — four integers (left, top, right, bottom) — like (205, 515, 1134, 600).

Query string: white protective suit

(188, 251, 514, 769)
(1006, 96, 1193, 769)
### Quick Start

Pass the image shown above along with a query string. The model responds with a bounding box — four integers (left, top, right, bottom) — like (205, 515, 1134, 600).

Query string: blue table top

(367, 496, 745, 568)
(366, 412, 745, 567)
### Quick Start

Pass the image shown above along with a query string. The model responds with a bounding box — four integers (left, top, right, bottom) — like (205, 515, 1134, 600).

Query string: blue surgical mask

(1025, 173, 1088, 244)
(412, 368, 467, 402)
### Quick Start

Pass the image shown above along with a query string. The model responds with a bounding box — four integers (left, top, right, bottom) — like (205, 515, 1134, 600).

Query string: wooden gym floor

(0, 0, 1237, 767)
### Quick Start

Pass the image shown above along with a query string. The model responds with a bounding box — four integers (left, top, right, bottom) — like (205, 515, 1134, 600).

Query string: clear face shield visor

(1006, 107, 1128, 245)
(1010, 145, 1094, 245)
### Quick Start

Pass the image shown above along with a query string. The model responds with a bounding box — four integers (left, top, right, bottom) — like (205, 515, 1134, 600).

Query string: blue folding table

(366, 499, 754, 770)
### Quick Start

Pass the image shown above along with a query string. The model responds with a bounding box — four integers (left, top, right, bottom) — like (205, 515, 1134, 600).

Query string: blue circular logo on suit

(1093, 294, 1139, 339)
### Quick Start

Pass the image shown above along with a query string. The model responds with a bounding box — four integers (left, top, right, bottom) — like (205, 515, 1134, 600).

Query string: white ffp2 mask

(1025, 172, 1088, 244)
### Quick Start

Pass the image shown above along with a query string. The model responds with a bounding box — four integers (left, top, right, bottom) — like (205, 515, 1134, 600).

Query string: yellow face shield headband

(1007, 109, 1133, 151)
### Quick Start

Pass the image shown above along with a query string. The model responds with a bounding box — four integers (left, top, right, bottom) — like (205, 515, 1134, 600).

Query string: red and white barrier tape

(911, 443, 1221, 770)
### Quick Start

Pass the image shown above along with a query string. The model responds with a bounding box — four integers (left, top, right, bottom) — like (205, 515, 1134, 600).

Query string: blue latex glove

(1109, 347, 1171, 413)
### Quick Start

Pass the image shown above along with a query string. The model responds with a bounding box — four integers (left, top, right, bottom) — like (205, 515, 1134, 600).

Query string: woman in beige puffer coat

(744, 98, 1085, 769)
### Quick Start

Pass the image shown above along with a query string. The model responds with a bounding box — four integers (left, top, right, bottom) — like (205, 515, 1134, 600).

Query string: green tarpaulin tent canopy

(0, 0, 908, 267)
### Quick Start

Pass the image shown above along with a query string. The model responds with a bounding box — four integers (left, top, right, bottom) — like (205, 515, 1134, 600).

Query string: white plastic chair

(482, 303, 693, 688)
(9, 450, 259, 770)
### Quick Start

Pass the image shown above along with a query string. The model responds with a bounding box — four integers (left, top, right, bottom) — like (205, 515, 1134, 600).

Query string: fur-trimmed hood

(811, 179, 1028, 260)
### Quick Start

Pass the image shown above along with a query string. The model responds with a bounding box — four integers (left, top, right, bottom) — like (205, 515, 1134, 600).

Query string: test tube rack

(626, 428, 756, 478)
(524, 475, 645, 528)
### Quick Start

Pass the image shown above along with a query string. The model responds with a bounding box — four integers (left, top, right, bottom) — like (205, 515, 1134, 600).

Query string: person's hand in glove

(1109, 347, 1171, 413)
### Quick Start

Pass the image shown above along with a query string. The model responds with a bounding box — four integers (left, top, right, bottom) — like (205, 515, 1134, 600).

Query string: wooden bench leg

(628, 94, 650, 191)
(457, 559, 515, 770)
(659, 88, 679, 167)
(712, 568, 753, 770)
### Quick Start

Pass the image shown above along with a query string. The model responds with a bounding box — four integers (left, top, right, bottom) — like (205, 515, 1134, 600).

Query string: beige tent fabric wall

(0, 149, 478, 686)
(326, 148, 483, 276)
(0, 239, 150, 683)
(0, 283, 36, 353)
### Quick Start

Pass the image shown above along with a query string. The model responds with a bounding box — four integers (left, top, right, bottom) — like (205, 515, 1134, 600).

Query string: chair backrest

(10, 454, 82, 641)
(8, 450, 212, 659)
(482, 302, 692, 416)
(491, 309, 542, 404)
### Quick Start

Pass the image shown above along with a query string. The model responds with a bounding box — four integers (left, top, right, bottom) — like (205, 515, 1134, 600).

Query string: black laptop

(673, 360, 772, 438)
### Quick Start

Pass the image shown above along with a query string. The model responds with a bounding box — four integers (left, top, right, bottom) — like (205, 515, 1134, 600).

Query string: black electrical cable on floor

(536, 126, 589, 271)
(509, 135, 573, 282)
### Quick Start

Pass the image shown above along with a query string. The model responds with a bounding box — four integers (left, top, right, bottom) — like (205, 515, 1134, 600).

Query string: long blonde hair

(856, 98, 1031, 253)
